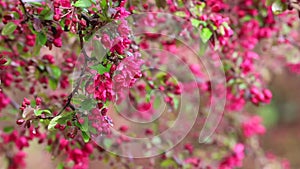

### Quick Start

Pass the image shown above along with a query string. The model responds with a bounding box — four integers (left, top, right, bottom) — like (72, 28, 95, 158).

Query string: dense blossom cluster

(0, 0, 298, 168)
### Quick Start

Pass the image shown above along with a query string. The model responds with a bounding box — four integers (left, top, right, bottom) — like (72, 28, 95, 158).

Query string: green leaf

(155, 0, 166, 8)
(39, 7, 53, 20)
(174, 11, 186, 17)
(81, 98, 96, 111)
(74, 0, 92, 8)
(57, 113, 74, 124)
(266, 0, 275, 6)
(34, 109, 52, 116)
(1, 22, 17, 36)
(100, 0, 108, 10)
(161, 159, 177, 168)
(3, 126, 14, 133)
(272, 0, 287, 15)
(48, 113, 74, 130)
(0, 46, 10, 52)
(32, 44, 42, 56)
(82, 117, 89, 132)
(82, 131, 90, 143)
(199, 39, 208, 56)
(50, 65, 62, 79)
(29, 2, 43, 6)
(191, 18, 207, 27)
(103, 138, 113, 148)
(57, 163, 64, 169)
(91, 40, 106, 62)
(48, 115, 62, 131)
(12, 12, 20, 19)
(37, 32, 47, 45)
(49, 78, 58, 90)
(90, 64, 111, 75)
(200, 27, 213, 43)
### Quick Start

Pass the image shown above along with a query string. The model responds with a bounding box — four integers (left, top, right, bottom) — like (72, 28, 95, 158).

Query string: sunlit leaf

(200, 27, 213, 43)
(1, 22, 17, 36)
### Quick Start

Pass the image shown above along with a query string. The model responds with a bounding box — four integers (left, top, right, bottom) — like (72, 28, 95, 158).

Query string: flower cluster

(0, 0, 297, 168)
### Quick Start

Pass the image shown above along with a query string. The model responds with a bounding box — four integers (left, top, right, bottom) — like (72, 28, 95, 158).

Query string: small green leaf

(57, 163, 64, 169)
(81, 98, 96, 111)
(200, 27, 213, 43)
(48, 115, 62, 131)
(90, 64, 111, 75)
(57, 113, 74, 124)
(37, 32, 47, 45)
(0, 46, 10, 52)
(34, 109, 52, 116)
(100, 0, 108, 10)
(191, 18, 207, 27)
(29, 2, 43, 6)
(82, 117, 89, 132)
(272, 0, 287, 15)
(49, 78, 58, 90)
(3, 126, 14, 133)
(82, 131, 90, 143)
(174, 11, 186, 17)
(74, 0, 92, 8)
(12, 12, 20, 19)
(199, 39, 208, 56)
(92, 40, 106, 62)
(2, 22, 17, 36)
(266, 0, 275, 6)
(33, 44, 42, 56)
(39, 7, 53, 20)
(50, 65, 62, 79)
(161, 159, 177, 168)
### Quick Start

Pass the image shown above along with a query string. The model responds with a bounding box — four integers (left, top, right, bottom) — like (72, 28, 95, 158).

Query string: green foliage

(80, 98, 97, 111)
(1, 22, 17, 36)
(91, 40, 106, 62)
(200, 27, 213, 43)
(74, 0, 94, 8)
(34, 109, 52, 116)
(48, 112, 74, 131)
(160, 159, 177, 168)
(3, 126, 14, 133)
(48, 115, 63, 131)
(75, 117, 91, 143)
(191, 18, 207, 27)
(37, 32, 47, 46)
(49, 65, 62, 79)
(90, 64, 111, 75)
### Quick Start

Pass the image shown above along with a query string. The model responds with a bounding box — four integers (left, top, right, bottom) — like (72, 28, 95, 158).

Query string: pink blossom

(242, 115, 266, 138)
(118, 20, 130, 37)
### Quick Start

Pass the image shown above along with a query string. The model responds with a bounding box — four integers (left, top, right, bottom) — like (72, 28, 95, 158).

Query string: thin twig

(19, 0, 31, 22)
(57, 22, 89, 116)
(1, 91, 20, 110)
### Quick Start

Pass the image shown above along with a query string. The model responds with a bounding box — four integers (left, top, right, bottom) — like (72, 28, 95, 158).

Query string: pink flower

(118, 20, 130, 37)
(53, 38, 62, 47)
(219, 143, 245, 169)
(184, 157, 201, 167)
(101, 34, 112, 49)
(0, 91, 10, 111)
(61, 0, 71, 7)
(242, 115, 266, 138)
